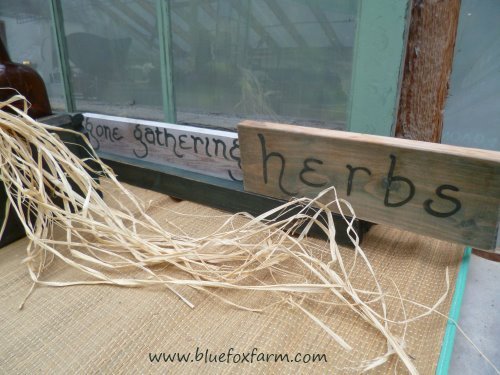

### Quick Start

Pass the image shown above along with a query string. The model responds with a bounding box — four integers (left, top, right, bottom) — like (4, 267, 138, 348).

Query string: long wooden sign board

(238, 121, 500, 251)
(82, 113, 242, 181)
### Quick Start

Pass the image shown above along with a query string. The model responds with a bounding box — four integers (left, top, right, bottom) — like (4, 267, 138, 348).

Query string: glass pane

(442, 0, 500, 151)
(60, 0, 164, 120)
(0, 2, 66, 111)
(171, 0, 359, 130)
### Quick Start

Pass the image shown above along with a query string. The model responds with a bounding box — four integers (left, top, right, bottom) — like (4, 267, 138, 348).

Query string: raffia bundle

(0, 95, 468, 374)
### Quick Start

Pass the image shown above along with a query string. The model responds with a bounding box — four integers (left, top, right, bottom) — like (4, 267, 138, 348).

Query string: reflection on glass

(442, 0, 500, 151)
(171, 0, 359, 130)
(0, 2, 65, 111)
(60, 0, 163, 120)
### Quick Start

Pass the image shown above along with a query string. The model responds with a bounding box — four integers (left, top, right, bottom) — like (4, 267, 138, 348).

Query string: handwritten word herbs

(257, 132, 462, 219)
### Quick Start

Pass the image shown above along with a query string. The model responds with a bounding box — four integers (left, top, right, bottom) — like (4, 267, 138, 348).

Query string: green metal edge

(347, 0, 411, 136)
(48, 0, 75, 112)
(156, 0, 176, 123)
(436, 247, 472, 375)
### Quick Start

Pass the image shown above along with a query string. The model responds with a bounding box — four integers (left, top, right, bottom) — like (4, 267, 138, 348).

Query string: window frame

(49, 0, 411, 136)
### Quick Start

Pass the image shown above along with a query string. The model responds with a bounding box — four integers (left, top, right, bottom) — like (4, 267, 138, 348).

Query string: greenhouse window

(0, 0, 409, 135)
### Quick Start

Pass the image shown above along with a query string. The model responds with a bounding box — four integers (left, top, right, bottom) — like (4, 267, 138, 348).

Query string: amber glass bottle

(0, 38, 52, 118)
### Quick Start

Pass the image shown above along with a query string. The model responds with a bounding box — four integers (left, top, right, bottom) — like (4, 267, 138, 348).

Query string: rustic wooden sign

(83, 113, 242, 181)
(238, 121, 500, 251)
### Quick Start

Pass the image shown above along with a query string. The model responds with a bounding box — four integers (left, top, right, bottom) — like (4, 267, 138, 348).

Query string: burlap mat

(0, 183, 464, 374)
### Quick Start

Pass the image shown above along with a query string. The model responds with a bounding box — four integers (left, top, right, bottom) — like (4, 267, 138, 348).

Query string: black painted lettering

(163, 129, 183, 158)
(346, 165, 371, 196)
(191, 135, 204, 154)
(133, 124, 148, 158)
(112, 127, 123, 141)
(178, 134, 191, 150)
(384, 154, 415, 207)
(96, 125, 104, 137)
(154, 127, 164, 146)
(205, 137, 212, 157)
(299, 158, 327, 188)
(258, 133, 297, 196)
(227, 170, 242, 182)
(103, 125, 112, 140)
(423, 185, 462, 218)
(213, 138, 229, 160)
(227, 139, 242, 181)
(229, 139, 241, 168)
(144, 127, 155, 144)
(84, 118, 100, 150)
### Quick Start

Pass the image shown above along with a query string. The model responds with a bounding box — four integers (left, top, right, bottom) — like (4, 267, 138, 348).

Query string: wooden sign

(238, 121, 500, 251)
(83, 113, 242, 181)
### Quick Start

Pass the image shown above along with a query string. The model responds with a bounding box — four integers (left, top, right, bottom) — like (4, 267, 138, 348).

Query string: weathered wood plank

(83, 113, 242, 181)
(395, 0, 461, 142)
(238, 121, 500, 251)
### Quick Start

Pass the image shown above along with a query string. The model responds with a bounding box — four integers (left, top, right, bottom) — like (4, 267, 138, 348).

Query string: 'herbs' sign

(238, 121, 500, 251)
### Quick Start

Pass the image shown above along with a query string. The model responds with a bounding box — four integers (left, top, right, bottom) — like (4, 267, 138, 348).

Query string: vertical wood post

(396, 0, 461, 142)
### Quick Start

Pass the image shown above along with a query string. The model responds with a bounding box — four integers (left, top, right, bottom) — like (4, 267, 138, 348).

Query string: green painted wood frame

(49, 0, 411, 135)
(156, 0, 177, 123)
(49, 0, 75, 112)
(348, 0, 411, 135)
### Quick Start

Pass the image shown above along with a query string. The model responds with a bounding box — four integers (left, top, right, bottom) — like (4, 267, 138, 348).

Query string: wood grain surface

(395, 0, 461, 142)
(239, 121, 500, 251)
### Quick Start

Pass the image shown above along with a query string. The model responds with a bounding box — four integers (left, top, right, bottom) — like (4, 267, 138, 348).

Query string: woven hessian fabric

(0, 183, 464, 374)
